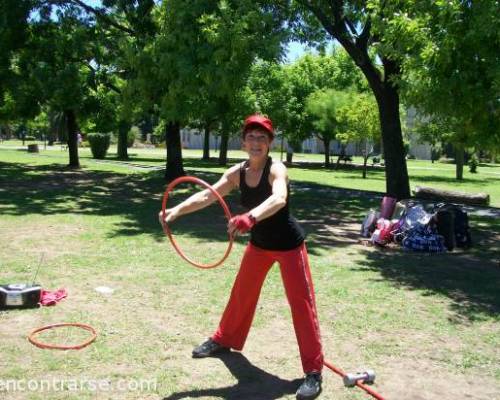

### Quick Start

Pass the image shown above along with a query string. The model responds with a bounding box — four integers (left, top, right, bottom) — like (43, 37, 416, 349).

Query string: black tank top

(240, 157, 305, 250)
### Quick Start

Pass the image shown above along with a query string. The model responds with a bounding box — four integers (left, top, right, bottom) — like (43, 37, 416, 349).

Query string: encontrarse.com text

(0, 377, 157, 393)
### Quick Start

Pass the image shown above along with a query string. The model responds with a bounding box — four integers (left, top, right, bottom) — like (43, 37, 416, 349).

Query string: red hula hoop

(28, 323, 97, 350)
(161, 176, 234, 269)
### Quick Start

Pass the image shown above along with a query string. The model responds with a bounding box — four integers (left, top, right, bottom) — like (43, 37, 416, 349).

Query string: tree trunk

(455, 143, 464, 180)
(117, 120, 130, 160)
(374, 85, 410, 199)
(362, 138, 370, 179)
(218, 129, 229, 166)
(65, 109, 79, 168)
(335, 144, 345, 170)
(414, 185, 489, 206)
(303, 4, 410, 199)
(202, 123, 210, 160)
(286, 147, 293, 163)
(164, 121, 185, 181)
(323, 137, 330, 167)
(280, 135, 284, 162)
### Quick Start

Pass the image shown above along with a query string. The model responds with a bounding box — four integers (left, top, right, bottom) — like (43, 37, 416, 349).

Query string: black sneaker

(192, 338, 230, 358)
(296, 373, 322, 400)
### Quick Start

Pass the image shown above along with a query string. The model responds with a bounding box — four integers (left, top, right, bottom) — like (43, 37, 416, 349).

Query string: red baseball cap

(243, 114, 274, 137)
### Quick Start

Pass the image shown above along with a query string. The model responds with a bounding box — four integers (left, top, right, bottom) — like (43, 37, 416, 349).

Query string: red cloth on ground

(39, 289, 68, 306)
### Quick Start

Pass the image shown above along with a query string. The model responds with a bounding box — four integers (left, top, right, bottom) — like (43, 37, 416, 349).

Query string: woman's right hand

(158, 208, 180, 226)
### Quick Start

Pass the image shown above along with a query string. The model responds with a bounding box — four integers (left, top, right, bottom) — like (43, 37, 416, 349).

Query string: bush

(403, 140, 410, 155)
(152, 121, 166, 144)
(469, 154, 479, 173)
(128, 126, 140, 148)
(87, 133, 111, 159)
(431, 147, 442, 162)
(109, 133, 118, 145)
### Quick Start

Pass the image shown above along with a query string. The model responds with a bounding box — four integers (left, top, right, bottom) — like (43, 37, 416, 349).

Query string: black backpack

(434, 209, 455, 251)
(434, 204, 472, 249)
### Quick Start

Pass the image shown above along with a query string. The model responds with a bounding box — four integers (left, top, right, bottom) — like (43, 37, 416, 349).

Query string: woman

(159, 114, 324, 400)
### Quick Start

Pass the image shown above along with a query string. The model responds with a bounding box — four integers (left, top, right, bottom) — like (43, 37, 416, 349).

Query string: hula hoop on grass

(28, 323, 97, 350)
(161, 176, 234, 269)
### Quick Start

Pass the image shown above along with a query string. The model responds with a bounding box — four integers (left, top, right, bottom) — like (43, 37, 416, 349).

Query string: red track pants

(212, 242, 324, 373)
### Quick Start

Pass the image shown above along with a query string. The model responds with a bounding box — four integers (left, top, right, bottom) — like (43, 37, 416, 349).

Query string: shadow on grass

(357, 248, 500, 322)
(162, 352, 302, 400)
(410, 174, 499, 186)
(0, 162, 240, 241)
(0, 161, 378, 248)
(1, 160, 499, 321)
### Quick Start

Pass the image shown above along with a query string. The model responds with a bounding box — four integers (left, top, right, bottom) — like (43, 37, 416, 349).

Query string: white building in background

(180, 107, 433, 160)
(180, 128, 359, 156)
(405, 107, 432, 160)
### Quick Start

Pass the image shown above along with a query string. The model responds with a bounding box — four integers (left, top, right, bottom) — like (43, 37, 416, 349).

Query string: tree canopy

(1, 0, 498, 188)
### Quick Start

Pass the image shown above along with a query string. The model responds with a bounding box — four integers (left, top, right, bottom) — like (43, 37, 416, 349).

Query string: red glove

(230, 213, 257, 234)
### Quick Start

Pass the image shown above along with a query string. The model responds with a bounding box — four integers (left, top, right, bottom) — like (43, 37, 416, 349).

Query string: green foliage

(128, 126, 140, 147)
(412, 117, 449, 147)
(431, 144, 442, 163)
(402, 1, 500, 152)
(306, 89, 351, 142)
(26, 111, 50, 139)
(336, 92, 380, 150)
(143, 0, 287, 126)
(0, 0, 31, 110)
(48, 110, 67, 143)
(87, 132, 111, 159)
(249, 50, 365, 148)
(469, 154, 479, 174)
(1, 1, 109, 167)
(152, 120, 166, 143)
(403, 140, 410, 156)
(290, 0, 496, 195)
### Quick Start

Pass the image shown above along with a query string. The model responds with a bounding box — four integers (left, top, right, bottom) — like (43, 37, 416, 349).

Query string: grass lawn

(0, 145, 499, 399)
(2, 141, 500, 206)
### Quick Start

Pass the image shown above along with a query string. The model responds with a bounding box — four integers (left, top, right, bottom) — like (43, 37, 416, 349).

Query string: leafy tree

(0, 0, 31, 110)
(147, 0, 288, 176)
(2, 2, 99, 168)
(290, 0, 418, 198)
(248, 60, 300, 161)
(305, 88, 350, 167)
(249, 51, 359, 163)
(410, 116, 451, 164)
(73, 0, 157, 160)
(337, 92, 380, 178)
(402, 1, 500, 180)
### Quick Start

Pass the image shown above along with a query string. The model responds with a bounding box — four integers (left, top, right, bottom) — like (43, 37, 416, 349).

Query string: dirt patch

(375, 357, 500, 400)
(0, 221, 88, 262)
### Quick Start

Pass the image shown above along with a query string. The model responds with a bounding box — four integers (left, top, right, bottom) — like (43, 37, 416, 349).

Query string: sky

(285, 42, 312, 63)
